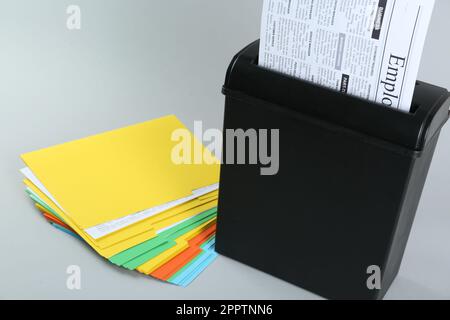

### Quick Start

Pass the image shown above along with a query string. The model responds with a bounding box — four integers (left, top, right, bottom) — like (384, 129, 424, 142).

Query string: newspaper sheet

(259, 0, 435, 111)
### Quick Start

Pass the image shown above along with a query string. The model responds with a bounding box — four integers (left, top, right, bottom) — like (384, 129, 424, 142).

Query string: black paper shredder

(216, 41, 450, 300)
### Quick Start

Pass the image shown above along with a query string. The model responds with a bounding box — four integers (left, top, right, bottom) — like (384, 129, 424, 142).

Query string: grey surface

(0, 0, 449, 300)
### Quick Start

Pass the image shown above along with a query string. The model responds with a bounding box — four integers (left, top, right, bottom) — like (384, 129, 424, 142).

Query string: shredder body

(216, 41, 450, 300)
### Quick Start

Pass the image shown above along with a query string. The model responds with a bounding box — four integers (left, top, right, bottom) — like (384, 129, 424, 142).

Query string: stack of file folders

(20, 115, 220, 286)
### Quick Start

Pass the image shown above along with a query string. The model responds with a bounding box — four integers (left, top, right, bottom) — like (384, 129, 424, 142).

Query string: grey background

(0, 0, 449, 300)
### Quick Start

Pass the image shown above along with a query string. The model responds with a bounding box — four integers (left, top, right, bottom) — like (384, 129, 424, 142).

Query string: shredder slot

(224, 40, 450, 152)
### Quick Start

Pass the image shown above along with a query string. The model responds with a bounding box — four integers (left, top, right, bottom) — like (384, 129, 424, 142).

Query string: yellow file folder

(21, 115, 220, 230)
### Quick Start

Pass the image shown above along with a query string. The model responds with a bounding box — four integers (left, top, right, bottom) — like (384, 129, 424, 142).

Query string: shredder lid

(223, 41, 450, 152)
